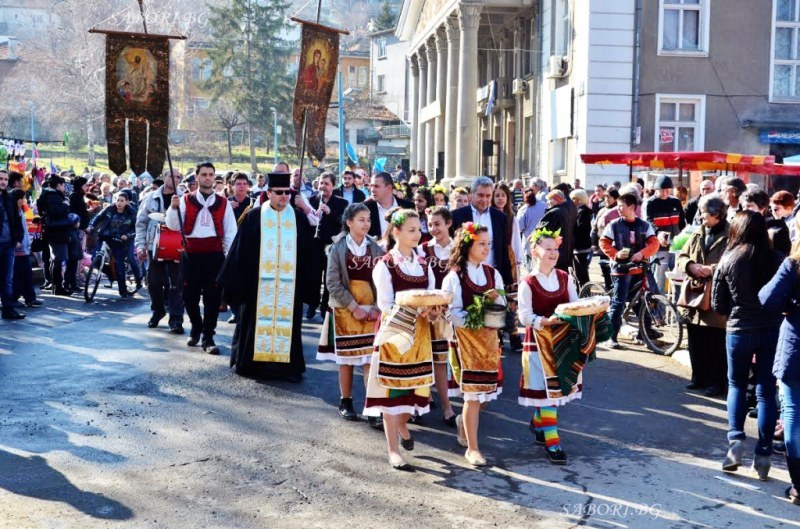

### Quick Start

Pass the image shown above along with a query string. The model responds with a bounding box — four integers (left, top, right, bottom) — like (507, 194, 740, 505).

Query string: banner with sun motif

(104, 33, 170, 177)
(292, 22, 342, 162)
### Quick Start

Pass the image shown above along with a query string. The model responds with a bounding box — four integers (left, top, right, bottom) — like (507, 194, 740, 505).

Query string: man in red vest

(166, 162, 237, 355)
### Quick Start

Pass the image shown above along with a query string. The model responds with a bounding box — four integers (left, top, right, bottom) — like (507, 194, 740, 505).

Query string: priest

(218, 172, 312, 382)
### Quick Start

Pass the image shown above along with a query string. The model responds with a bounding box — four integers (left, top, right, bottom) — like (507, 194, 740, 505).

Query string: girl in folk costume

(317, 203, 384, 425)
(417, 206, 457, 426)
(413, 187, 434, 244)
(442, 223, 506, 467)
(364, 208, 441, 471)
(517, 228, 581, 465)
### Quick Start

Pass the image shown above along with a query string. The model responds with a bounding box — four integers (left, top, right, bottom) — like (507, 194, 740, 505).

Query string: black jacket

(537, 203, 575, 271)
(363, 197, 414, 238)
(309, 194, 348, 246)
(0, 189, 23, 244)
(332, 185, 366, 204)
(451, 205, 513, 286)
(685, 195, 700, 225)
(574, 205, 593, 252)
(69, 191, 90, 230)
(712, 246, 783, 332)
(37, 188, 71, 244)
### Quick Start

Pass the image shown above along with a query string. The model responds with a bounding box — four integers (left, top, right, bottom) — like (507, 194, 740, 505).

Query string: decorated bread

(555, 295, 611, 316)
(396, 289, 453, 307)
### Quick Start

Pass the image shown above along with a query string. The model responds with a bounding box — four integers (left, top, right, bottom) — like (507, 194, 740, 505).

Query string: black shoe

(400, 435, 415, 451)
(25, 299, 43, 307)
(135, 281, 143, 292)
(54, 289, 73, 297)
(748, 408, 758, 419)
(187, 333, 201, 347)
(686, 381, 706, 391)
(202, 339, 220, 355)
(529, 420, 546, 446)
(443, 414, 457, 427)
(408, 412, 423, 425)
(1, 310, 25, 320)
(338, 398, 358, 421)
(42, 281, 53, 290)
(704, 385, 725, 397)
(510, 334, 523, 353)
(169, 325, 185, 335)
(147, 312, 166, 328)
(544, 446, 567, 465)
(367, 415, 384, 430)
(305, 305, 317, 321)
(774, 442, 787, 454)
(227, 314, 237, 324)
(284, 373, 303, 383)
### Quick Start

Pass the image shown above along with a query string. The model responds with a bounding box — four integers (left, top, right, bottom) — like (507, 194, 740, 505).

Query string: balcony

(380, 124, 411, 138)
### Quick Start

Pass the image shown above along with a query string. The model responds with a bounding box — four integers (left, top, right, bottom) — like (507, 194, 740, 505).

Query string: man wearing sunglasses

(167, 162, 237, 355)
(219, 172, 312, 383)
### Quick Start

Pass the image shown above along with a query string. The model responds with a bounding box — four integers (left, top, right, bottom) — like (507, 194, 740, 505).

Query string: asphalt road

(1, 284, 799, 529)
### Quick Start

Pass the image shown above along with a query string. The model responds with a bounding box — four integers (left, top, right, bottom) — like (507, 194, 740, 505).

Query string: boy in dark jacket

(88, 193, 141, 298)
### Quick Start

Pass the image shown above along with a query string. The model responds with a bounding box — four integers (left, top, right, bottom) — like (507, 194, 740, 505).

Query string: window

(772, 0, 800, 100)
(358, 67, 369, 87)
(191, 57, 213, 82)
(554, 0, 571, 57)
(552, 138, 567, 174)
(193, 98, 210, 115)
(658, 0, 709, 55)
(655, 95, 706, 152)
(377, 74, 386, 94)
(378, 38, 387, 59)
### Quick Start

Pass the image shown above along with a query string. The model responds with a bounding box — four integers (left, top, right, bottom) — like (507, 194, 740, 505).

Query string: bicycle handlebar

(616, 256, 662, 272)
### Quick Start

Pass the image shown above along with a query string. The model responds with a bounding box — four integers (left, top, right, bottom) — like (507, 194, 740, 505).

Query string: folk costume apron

(317, 251, 376, 366)
(364, 254, 434, 417)
(448, 264, 504, 403)
(424, 243, 451, 365)
(519, 269, 584, 407)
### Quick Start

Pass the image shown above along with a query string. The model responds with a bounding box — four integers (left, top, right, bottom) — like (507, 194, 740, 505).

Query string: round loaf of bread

(396, 289, 453, 307)
(555, 295, 611, 316)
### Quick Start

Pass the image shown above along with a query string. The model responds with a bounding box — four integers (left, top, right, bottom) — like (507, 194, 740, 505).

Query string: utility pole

(272, 107, 279, 166)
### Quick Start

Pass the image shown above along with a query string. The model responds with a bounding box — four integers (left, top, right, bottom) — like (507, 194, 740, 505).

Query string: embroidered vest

(182, 193, 226, 254)
(459, 264, 496, 309)
(383, 253, 429, 292)
(346, 251, 374, 282)
(424, 243, 450, 288)
(524, 269, 569, 318)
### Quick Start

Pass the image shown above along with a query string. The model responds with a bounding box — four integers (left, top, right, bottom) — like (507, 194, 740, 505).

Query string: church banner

(104, 33, 170, 177)
(292, 22, 341, 162)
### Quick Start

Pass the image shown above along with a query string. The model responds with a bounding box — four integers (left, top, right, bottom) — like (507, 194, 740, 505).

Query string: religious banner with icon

(104, 33, 171, 177)
(292, 21, 345, 162)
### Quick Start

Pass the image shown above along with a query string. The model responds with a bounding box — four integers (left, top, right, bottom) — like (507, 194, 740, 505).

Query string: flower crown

(390, 210, 406, 226)
(393, 182, 407, 192)
(431, 184, 447, 195)
(529, 227, 561, 247)
(462, 222, 482, 243)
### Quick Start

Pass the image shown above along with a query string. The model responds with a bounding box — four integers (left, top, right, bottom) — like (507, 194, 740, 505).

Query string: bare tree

(214, 100, 246, 164)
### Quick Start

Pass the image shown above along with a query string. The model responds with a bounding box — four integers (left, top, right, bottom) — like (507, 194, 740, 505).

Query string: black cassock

(218, 204, 312, 378)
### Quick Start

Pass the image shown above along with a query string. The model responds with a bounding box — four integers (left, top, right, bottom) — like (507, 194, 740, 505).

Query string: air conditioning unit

(547, 55, 567, 78)
(512, 78, 528, 95)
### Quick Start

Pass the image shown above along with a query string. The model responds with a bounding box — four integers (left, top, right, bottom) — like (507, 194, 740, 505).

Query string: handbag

(678, 277, 711, 311)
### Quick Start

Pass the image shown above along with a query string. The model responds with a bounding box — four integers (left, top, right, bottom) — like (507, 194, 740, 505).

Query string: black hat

(183, 174, 197, 184)
(654, 175, 674, 190)
(267, 173, 291, 189)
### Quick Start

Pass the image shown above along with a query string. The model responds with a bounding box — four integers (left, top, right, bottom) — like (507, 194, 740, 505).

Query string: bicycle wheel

(84, 255, 104, 303)
(579, 282, 607, 298)
(639, 294, 683, 356)
(124, 261, 139, 295)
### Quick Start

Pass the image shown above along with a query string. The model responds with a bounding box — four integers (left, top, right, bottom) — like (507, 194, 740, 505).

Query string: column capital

(445, 16, 460, 43)
(417, 47, 428, 70)
(410, 54, 420, 77)
(458, 4, 482, 31)
(424, 37, 437, 63)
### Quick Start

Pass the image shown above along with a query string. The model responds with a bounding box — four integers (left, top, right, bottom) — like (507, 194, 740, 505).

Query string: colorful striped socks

(533, 406, 561, 451)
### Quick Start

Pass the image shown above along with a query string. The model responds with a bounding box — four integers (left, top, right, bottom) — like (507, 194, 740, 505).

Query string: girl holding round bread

(317, 203, 384, 427)
(442, 222, 506, 467)
(364, 208, 442, 471)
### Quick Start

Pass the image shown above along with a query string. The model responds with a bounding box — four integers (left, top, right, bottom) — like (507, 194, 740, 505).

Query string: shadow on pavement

(0, 449, 133, 520)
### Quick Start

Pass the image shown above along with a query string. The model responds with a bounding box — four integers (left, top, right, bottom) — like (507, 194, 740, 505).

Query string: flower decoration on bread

(529, 227, 563, 248)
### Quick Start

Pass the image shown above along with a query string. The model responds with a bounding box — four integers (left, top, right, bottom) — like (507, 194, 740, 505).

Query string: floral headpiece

(431, 184, 447, 195)
(391, 210, 406, 227)
(462, 222, 482, 243)
(393, 182, 407, 192)
(529, 227, 562, 247)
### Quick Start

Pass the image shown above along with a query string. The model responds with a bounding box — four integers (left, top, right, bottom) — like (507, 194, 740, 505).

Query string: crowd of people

(0, 161, 798, 504)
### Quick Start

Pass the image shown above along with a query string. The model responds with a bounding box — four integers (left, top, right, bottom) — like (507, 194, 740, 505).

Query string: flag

(64, 131, 70, 146)
(485, 80, 496, 117)
(50, 160, 56, 174)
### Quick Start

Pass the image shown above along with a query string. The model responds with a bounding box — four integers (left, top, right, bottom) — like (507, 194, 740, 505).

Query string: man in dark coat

(218, 173, 312, 382)
(332, 170, 366, 205)
(450, 176, 513, 285)
(36, 175, 73, 296)
(307, 172, 348, 319)
(362, 171, 413, 238)
(536, 189, 575, 272)
(0, 169, 25, 319)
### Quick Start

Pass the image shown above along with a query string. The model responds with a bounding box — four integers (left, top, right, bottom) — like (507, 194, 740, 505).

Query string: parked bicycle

(84, 239, 139, 302)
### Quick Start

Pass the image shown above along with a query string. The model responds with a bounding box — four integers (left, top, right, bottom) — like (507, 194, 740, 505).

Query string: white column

(434, 28, 447, 182)
(444, 16, 460, 182)
(425, 39, 436, 177)
(513, 18, 524, 179)
(417, 50, 428, 172)
(409, 55, 420, 171)
(456, 4, 483, 180)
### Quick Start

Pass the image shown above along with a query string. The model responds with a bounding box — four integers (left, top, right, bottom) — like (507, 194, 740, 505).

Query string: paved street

(1, 286, 799, 529)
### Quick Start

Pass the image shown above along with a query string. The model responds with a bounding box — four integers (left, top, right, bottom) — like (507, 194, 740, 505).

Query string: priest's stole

(254, 206, 297, 363)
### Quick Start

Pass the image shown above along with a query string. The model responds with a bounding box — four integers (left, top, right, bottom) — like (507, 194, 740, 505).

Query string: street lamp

(271, 107, 279, 166)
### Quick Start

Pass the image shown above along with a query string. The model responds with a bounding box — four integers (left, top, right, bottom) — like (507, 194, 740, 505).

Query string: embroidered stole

(254, 205, 297, 363)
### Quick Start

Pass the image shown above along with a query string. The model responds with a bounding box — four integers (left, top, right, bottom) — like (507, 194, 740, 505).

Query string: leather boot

(787, 456, 800, 505)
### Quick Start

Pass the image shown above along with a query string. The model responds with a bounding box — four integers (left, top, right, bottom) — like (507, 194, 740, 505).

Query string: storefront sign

(760, 129, 800, 145)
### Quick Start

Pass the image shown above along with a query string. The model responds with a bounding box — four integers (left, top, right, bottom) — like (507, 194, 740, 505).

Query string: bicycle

(84, 238, 139, 302)
(612, 258, 683, 356)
